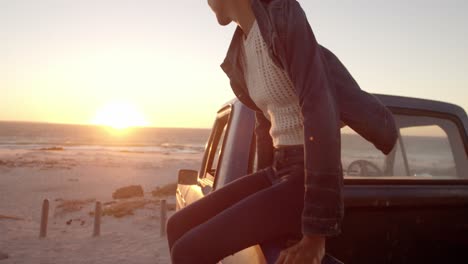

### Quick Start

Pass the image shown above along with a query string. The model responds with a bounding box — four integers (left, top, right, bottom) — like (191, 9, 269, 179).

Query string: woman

(166, 0, 397, 263)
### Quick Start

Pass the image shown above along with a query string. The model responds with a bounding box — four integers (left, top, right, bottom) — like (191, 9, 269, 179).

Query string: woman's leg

(166, 166, 276, 250)
(169, 163, 305, 264)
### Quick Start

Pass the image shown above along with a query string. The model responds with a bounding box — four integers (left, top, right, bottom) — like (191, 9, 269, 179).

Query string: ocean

(0, 121, 455, 177)
(0, 121, 211, 154)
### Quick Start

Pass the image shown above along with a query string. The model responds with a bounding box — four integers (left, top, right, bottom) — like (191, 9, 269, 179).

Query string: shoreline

(0, 148, 202, 263)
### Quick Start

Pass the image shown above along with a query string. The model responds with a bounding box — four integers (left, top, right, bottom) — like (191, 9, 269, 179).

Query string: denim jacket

(220, 0, 398, 236)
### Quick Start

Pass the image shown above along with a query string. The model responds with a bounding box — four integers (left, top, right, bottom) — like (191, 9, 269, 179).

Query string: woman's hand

(275, 234, 325, 264)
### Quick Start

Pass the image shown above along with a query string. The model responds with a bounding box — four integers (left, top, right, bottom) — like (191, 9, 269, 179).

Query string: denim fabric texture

(168, 145, 308, 264)
(220, 0, 398, 236)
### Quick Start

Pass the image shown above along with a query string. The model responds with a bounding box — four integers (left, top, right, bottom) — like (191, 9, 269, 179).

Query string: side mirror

(178, 169, 199, 185)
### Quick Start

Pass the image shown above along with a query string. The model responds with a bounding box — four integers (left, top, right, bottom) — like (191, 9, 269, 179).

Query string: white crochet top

(241, 20, 304, 147)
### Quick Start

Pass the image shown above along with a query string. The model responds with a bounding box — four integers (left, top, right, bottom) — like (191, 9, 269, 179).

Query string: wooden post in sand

(93, 201, 102, 237)
(39, 199, 49, 238)
(160, 199, 167, 237)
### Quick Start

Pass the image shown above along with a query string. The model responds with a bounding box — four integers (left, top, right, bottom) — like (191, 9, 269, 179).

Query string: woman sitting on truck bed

(166, 0, 397, 263)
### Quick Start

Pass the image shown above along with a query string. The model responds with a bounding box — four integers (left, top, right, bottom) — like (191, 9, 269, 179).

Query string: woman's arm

(273, 1, 343, 263)
(276, 0, 344, 237)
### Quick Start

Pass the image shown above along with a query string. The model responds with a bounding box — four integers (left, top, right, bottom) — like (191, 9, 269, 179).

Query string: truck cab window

(342, 114, 466, 179)
(341, 126, 389, 177)
(202, 110, 230, 183)
(396, 115, 464, 178)
(210, 125, 227, 177)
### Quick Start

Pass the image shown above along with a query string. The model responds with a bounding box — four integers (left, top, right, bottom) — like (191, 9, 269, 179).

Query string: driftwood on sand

(151, 183, 177, 197)
(89, 199, 159, 218)
(112, 185, 144, 199)
(54, 198, 96, 217)
(0, 215, 23, 221)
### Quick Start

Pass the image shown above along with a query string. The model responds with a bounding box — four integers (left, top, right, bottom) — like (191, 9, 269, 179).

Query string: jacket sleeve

(278, 0, 344, 236)
(320, 45, 398, 155)
(254, 111, 274, 170)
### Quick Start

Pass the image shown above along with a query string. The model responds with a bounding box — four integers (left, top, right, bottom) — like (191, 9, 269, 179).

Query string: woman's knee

(167, 211, 185, 250)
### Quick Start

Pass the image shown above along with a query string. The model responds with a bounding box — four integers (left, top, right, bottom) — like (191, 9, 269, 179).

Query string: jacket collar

(219, 26, 244, 80)
(219, 0, 274, 112)
(220, 0, 273, 77)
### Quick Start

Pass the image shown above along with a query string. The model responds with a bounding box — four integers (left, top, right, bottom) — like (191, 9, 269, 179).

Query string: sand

(0, 148, 203, 263)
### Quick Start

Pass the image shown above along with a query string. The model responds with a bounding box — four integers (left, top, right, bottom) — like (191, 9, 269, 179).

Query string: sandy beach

(0, 148, 203, 263)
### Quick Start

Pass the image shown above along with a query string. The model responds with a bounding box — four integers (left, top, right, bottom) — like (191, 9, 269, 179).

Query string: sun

(92, 101, 149, 130)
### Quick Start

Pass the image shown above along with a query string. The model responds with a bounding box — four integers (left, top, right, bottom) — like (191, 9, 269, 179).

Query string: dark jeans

(167, 144, 306, 264)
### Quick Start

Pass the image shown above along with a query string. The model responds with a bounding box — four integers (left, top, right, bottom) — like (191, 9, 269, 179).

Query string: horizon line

(0, 120, 212, 130)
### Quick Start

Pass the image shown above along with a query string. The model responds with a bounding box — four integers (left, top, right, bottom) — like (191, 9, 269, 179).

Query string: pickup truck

(175, 94, 468, 264)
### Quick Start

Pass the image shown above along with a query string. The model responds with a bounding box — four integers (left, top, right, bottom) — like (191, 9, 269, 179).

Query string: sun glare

(92, 101, 149, 130)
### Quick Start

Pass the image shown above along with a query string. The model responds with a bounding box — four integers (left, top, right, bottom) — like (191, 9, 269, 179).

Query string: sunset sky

(1, 0, 467, 128)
